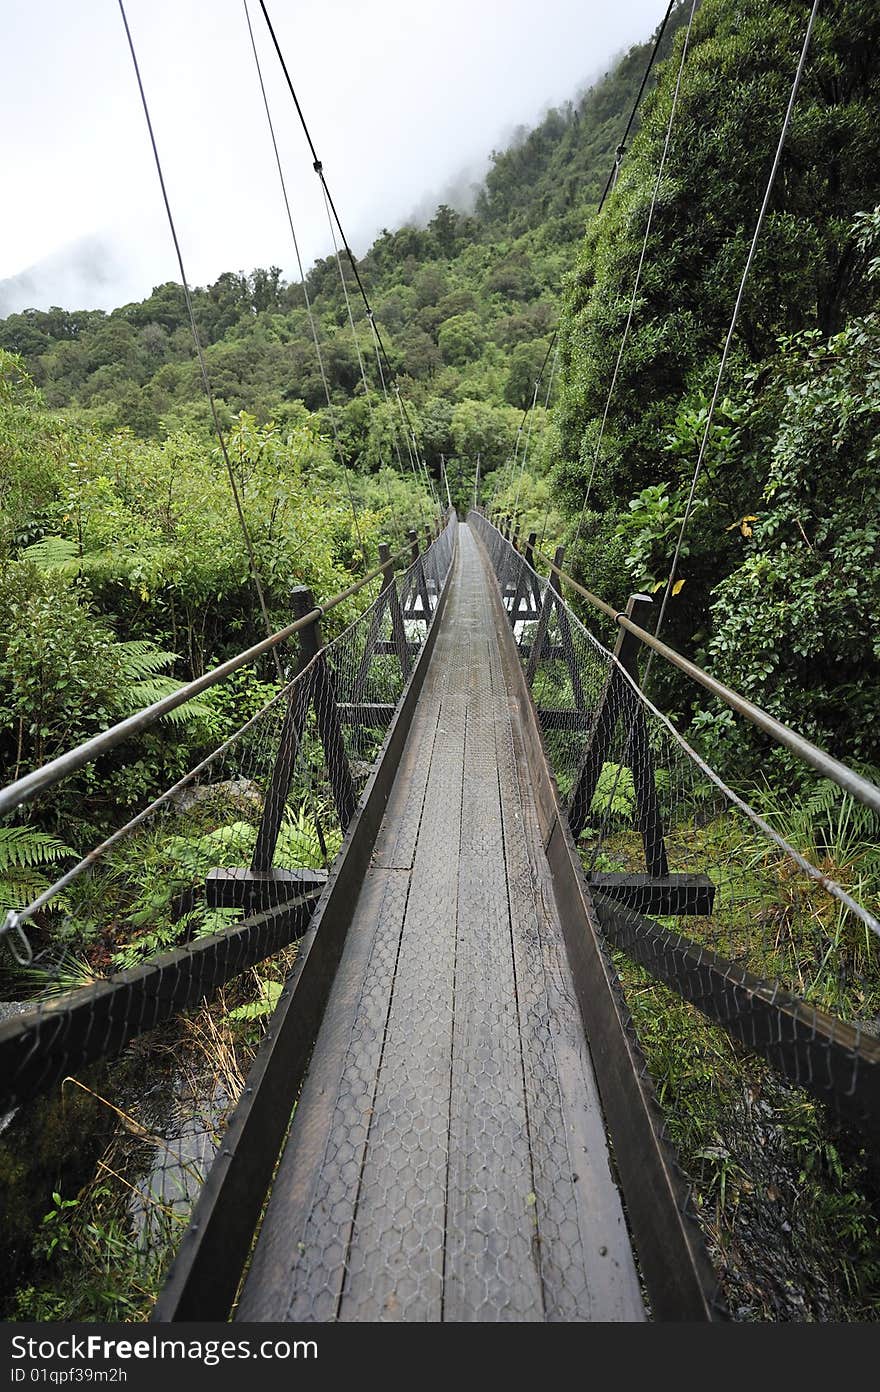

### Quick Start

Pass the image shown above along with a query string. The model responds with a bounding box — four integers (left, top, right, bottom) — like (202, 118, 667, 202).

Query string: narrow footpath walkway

(236, 524, 644, 1322)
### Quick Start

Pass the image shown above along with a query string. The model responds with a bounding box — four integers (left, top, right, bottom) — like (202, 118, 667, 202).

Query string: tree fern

(20, 535, 83, 575)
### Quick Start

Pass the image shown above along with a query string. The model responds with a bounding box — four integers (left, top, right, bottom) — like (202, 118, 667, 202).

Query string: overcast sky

(1, 0, 665, 315)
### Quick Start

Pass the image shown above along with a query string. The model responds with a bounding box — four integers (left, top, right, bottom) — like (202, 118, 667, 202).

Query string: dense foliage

(3, 0, 880, 1324)
(556, 0, 880, 770)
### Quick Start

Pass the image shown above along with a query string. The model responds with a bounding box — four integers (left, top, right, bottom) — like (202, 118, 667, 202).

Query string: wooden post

(407, 527, 432, 620)
(251, 589, 319, 872)
(386, 548, 413, 680)
(523, 529, 542, 617)
(252, 587, 358, 867)
(614, 595, 669, 879)
(300, 589, 358, 833)
(550, 557, 586, 713)
(508, 530, 537, 629)
(352, 537, 401, 701)
(525, 545, 565, 686)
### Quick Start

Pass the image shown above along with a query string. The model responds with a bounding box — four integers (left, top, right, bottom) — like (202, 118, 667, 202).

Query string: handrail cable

(649, 0, 821, 666)
(499, 523, 880, 817)
(117, 0, 280, 673)
(0, 540, 411, 821)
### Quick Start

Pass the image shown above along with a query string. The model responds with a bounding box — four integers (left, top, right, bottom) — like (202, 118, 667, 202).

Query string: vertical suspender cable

(572, 0, 698, 547)
(257, 0, 438, 514)
(648, 0, 821, 673)
(117, 0, 280, 673)
(241, 0, 367, 565)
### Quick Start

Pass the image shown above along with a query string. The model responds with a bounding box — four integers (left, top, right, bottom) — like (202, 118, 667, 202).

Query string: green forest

(2, 0, 880, 1322)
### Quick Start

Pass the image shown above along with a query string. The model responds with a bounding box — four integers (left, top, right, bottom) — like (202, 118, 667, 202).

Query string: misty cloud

(1, 0, 666, 315)
(0, 236, 130, 317)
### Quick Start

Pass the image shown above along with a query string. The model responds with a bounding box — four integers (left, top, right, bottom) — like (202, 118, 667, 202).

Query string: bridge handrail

(483, 512, 880, 818)
(0, 534, 422, 821)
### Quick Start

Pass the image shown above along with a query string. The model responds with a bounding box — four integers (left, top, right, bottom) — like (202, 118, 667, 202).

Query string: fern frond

(20, 536, 83, 575)
(121, 676, 212, 723)
(0, 870, 55, 913)
(0, 826, 72, 872)
(116, 640, 180, 680)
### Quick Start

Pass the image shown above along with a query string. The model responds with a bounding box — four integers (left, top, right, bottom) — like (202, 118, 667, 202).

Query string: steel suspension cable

(117, 0, 280, 671)
(596, 0, 677, 214)
(648, 0, 821, 672)
(512, 379, 540, 519)
(316, 181, 402, 528)
(507, 0, 677, 544)
(257, 0, 436, 504)
(241, 0, 368, 564)
(572, 0, 698, 548)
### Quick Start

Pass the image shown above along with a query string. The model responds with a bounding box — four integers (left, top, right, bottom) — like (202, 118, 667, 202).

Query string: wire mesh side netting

(0, 517, 456, 1320)
(470, 510, 880, 1321)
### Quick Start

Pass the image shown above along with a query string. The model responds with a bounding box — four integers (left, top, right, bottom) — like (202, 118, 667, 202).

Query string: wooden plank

(235, 867, 412, 1321)
(152, 528, 458, 1322)
(473, 523, 720, 1321)
(444, 604, 542, 1320)
(489, 579, 644, 1322)
(338, 652, 467, 1320)
(371, 658, 448, 870)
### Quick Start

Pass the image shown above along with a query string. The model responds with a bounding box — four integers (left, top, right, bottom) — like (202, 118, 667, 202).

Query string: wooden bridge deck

(236, 524, 644, 1322)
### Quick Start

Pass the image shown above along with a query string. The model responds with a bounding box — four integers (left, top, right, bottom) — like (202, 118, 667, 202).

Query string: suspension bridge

(2, 0, 879, 1326)
(1, 512, 878, 1322)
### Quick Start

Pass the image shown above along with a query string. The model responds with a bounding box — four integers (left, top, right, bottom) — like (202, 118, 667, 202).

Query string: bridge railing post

(523, 530, 542, 616)
(352, 542, 411, 706)
(251, 588, 319, 872)
(252, 587, 357, 874)
(507, 528, 536, 630)
(568, 592, 669, 877)
(525, 544, 566, 686)
(406, 527, 432, 620)
(612, 594, 669, 879)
